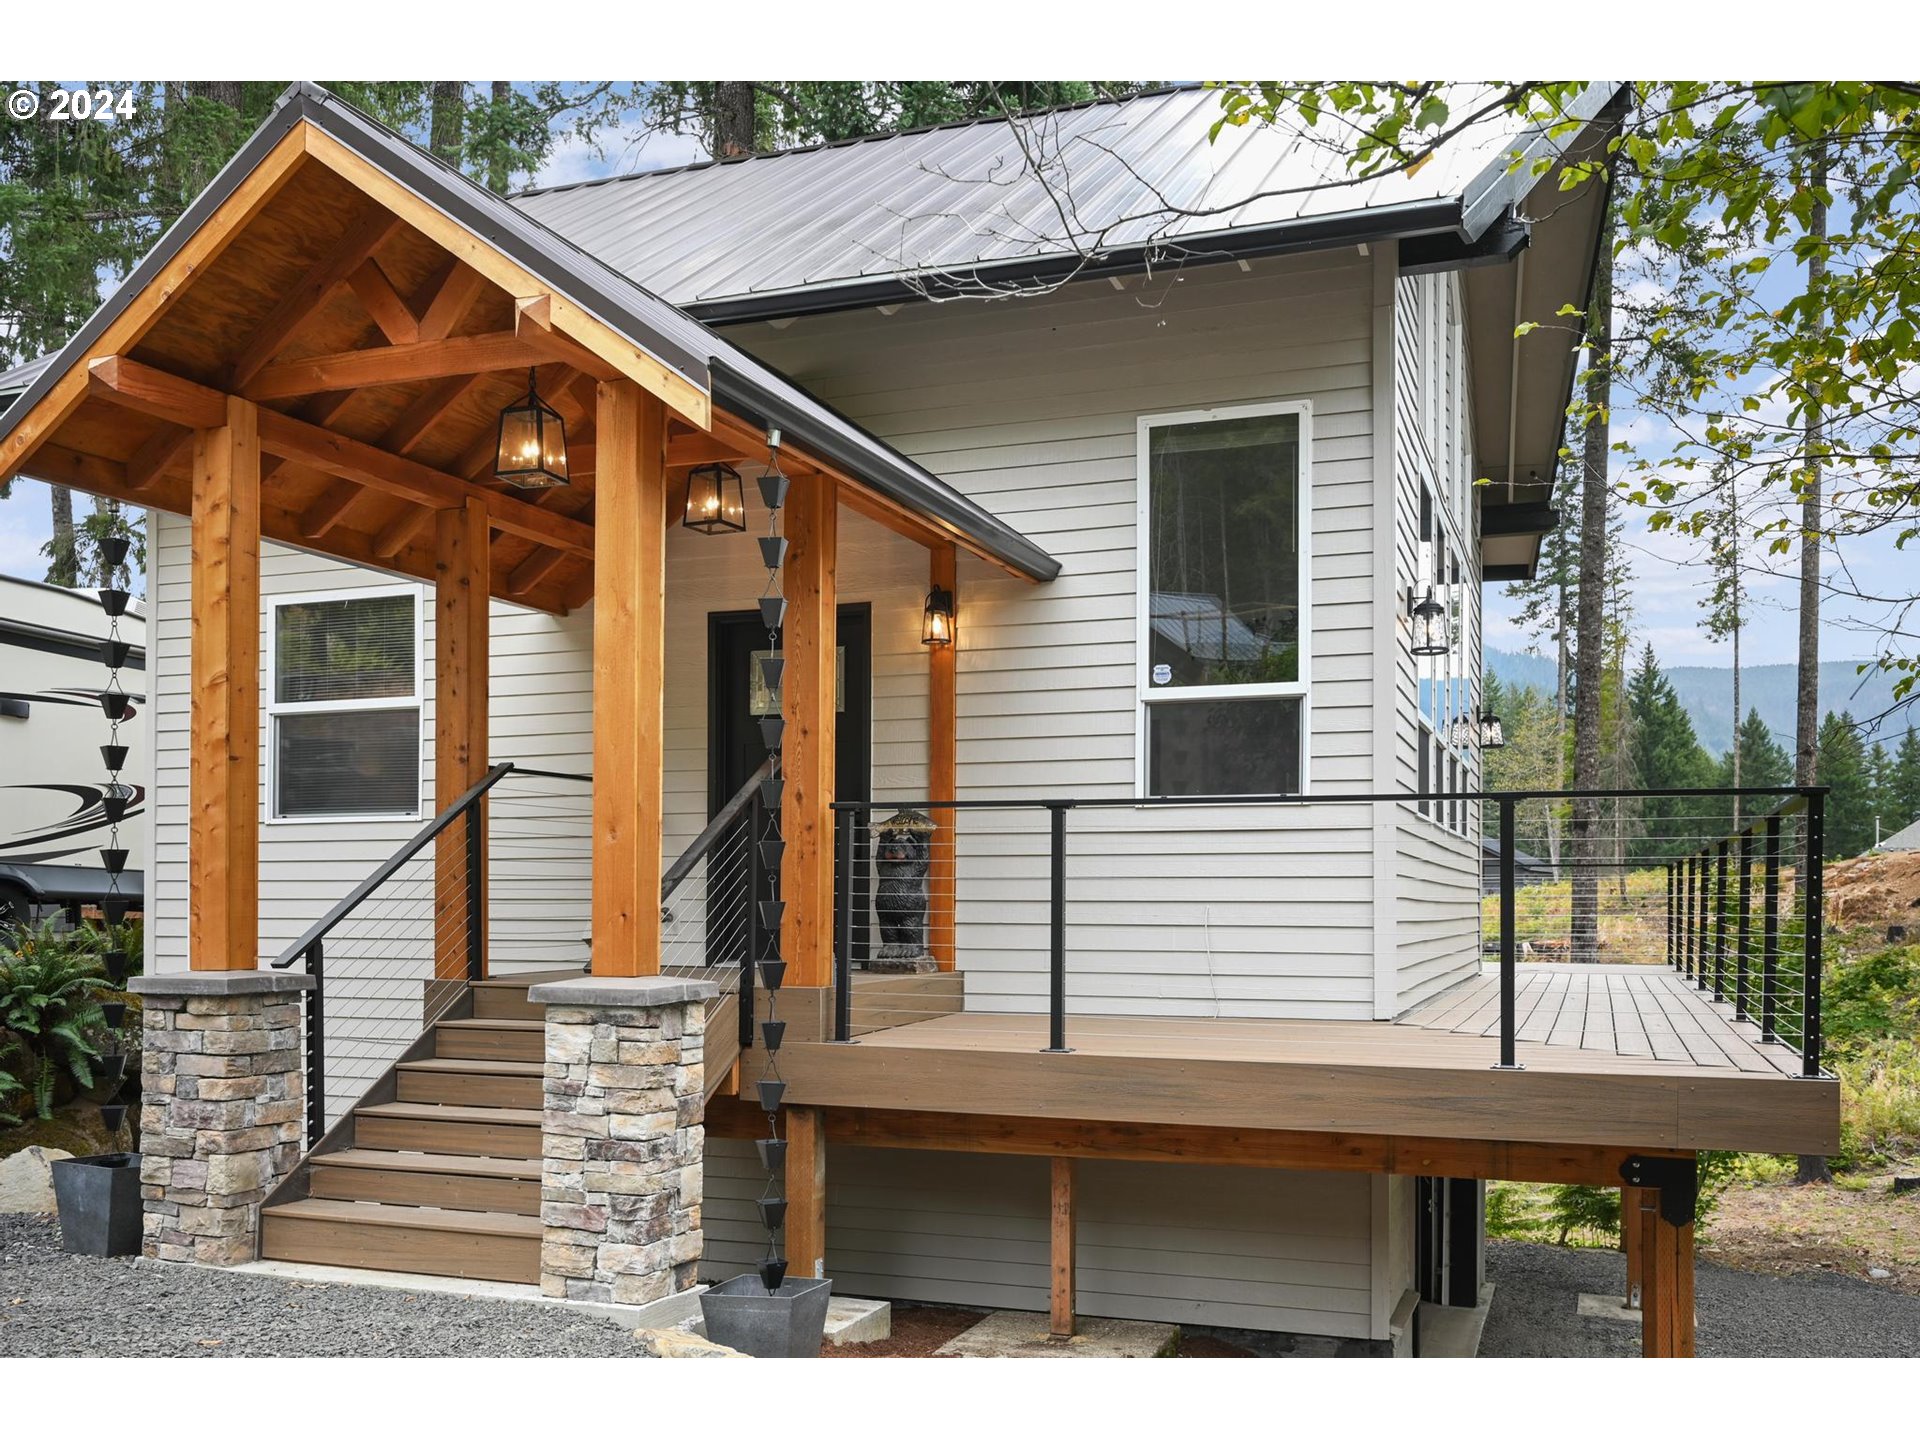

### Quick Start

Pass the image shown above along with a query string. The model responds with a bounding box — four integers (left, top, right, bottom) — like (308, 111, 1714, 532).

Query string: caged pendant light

(493, 368, 570, 490)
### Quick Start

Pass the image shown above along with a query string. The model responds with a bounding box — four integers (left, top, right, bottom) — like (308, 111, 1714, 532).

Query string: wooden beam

(416, 261, 489, 343)
(434, 497, 490, 982)
(928, 545, 957, 971)
(299, 375, 482, 540)
(300, 126, 712, 431)
(703, 1102, 1694, 1189)
(1050, 1157, 1076, 1338)
(125, 426, 193, 494)
(514, 295, 618, 380)
(246, 331, 550, 401)
(229, 202, 405, 387)
(189, 395, 262, 971)
(665, 432, 757, 468)
(785, 1106, 827, 1283)
(507, 545, 569, 599)
(346, 256, 421, 345)
(1, 123, 307, 487)
(781, 473, 837, 988)
(374, 505, 434, 560)
(297, 481, 370, 542)
(589, 379, 666, 977)
(89, 355, 225, 428)
(1634, 1185, 1696, 1357)
(1622, 1184, 1646, 1309)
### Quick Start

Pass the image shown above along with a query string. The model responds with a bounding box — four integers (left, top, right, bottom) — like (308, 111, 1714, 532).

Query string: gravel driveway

(1484, 1241, 1920, 1357)
(0, 1214, 655, 1358)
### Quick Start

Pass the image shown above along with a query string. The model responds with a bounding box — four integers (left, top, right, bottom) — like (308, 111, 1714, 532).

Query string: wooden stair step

(470, 973, 573, 1022)
(354, 1101, 543, 1159)
(434, 1018, 545, 1062)
(306, 1147, 540, 1214)
(260, 1198, 539, 1284)
(397, 1058, 543, 1108)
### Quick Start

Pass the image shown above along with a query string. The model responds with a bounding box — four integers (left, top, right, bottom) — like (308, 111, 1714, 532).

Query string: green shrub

(1836, 1036, 1920, 1163)
(0, 920, 112, 1121)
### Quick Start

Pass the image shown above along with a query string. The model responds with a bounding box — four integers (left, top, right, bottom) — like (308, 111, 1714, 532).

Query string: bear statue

(871, 809, 936, 972)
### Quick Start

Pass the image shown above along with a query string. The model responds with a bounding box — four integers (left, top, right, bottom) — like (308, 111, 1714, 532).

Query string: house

(1479, 837, 1554, 897)
(1875, 817, 1920, 852)
(0, 82, 1836, 1358)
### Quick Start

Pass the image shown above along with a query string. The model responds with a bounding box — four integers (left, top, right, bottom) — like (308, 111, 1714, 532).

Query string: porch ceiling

(0, 84, 1059, 614)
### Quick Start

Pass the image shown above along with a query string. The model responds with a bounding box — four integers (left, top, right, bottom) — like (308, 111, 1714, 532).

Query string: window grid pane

(274, 594, 416, 704)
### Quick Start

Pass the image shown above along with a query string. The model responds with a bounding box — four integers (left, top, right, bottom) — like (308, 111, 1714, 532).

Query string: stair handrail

(663, 754, 777, 902)
(270, 761, 522, 970)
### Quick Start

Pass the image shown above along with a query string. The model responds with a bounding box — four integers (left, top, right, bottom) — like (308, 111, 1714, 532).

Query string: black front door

(708, 605, 872, 963)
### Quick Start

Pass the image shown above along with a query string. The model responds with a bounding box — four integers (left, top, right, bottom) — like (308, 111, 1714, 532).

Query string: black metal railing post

(1695, 849, 1711, 991)
(464, 799, 485, 983)
(834, 806, 855, 1043)
(1762, 814, 1782, 1042)
(1802, 790, 1825, 1078)
(1666, 862, 1676, 969)
(1735, 829, 1754, 1020)
(1043, 803, 1071, 1054)
(1712, 840, 1729, 1001)
(1683, 854, 1697, 980)
(304, 939, 325, 1148)
(1497, 798, 1519, 1069)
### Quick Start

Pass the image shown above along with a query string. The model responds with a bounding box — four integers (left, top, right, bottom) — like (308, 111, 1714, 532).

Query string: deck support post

(189, 394, 261, 971)
(434, 495, 490, 984)
(781, 475, 837, 989)
(784, 1104, 828, 1281)
(1050, 1156, 1076, 1338)
(1621, 1184, 1645, 1308)
(1622, 1155, 1696, 1356)
(590, 380, 667, 977)
(927, 544, 958, 972)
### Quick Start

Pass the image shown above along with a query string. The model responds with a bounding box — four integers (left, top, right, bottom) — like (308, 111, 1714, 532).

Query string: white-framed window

(266, 585, 424, 822)
(1135, 399, 1312, 798)
(1415, 482, 1474, 836)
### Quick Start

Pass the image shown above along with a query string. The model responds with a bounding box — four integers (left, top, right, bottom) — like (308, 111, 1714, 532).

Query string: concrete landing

(1417, 1285, 1496, 1357)
(934, 1310, 1177, 1358)
(1577, 1291, 1642, 1325)
(825, 1296, 892, 1346)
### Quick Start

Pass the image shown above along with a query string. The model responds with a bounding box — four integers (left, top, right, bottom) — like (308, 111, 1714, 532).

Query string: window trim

(265, 582, 426, 826)
(1133, 398, 1314, 799)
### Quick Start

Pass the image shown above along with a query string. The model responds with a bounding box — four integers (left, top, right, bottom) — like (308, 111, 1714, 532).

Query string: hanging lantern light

(493, 368, 569, 490)
(683, 462, 747, 534)
(1449, 714, 1475, 749)
(921, 586, 955, 647)
(1409, 586, 1449, 658)
(1479, 710, 1507, 750)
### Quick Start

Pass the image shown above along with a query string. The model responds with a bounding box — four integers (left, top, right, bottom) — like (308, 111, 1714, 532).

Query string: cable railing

(824, 786, 1830, 1077)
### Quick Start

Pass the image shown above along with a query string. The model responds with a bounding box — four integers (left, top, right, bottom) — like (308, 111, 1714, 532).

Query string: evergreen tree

(1626, 645, 1717, 858)
(1890, 728, 1920, 830)
(1815, 711, 1874, 859)
(1718, 708, 1793, 794)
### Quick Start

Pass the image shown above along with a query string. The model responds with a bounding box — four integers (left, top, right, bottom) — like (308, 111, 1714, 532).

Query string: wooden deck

(750, 963, 1839, 1155)
(1399, 963, 1802, 1076)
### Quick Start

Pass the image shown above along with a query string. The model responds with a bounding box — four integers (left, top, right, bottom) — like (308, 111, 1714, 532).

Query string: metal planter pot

(699, 1275, 833, 1357)
(51, 1153, 143, 1257)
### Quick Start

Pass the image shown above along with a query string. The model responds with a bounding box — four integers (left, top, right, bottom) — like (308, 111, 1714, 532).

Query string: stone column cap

(129, 969, 316, 995)
(528, 975, 719, 1007)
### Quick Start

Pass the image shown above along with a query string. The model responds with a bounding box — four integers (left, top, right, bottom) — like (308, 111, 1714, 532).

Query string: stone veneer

(528, 975, 717, 1305)
(128, 971, 315, 1266)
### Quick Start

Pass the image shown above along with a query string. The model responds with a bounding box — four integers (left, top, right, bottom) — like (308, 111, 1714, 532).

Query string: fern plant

(0, 920, 110, 1121)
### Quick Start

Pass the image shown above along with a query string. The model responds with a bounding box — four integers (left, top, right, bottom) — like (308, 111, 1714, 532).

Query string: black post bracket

(1618, 1154, 1698, 1227)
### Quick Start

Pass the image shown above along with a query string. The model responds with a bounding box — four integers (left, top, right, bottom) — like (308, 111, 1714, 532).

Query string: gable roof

(514, 83, 1622, 322)
(0, 83, 1060, 584)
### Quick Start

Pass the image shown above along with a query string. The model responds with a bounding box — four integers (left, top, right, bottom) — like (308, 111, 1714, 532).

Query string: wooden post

(785, 1105, 827, 1281)
(1050, 1156, 1076, 1338)
(590, 379, 667, 977)
(1621, 1184, 1644, 1309)
(189, 395, 261, 971)
(434, 496, 490, 981)
(928, 544, 958, 971)
(781, 474, 837, 988)
(1632, 1185, 1696, 1356)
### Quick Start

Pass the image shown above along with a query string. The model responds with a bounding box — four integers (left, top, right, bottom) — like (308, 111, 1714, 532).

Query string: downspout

(1505, 244, 1527, 503)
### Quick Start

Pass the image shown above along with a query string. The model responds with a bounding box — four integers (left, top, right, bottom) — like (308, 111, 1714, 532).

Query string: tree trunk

(713, 82, 757, 156)
(45, 484, 78, 586)
(1730, 475, 1743, 827)
(487, 81, 512, 194)
(1796, 146, 1833, 1187)
(430, 81, 464, 167)
(1569, 200, 1614, 963)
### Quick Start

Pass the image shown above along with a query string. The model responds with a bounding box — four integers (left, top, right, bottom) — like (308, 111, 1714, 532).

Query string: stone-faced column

(529, 975, 716, 1305)
(128, 971, 315, 1266)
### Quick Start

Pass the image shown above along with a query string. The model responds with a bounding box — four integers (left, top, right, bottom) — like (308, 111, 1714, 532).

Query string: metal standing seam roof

(0, 82, 1061, 583)
(513, 83, 1621, 318)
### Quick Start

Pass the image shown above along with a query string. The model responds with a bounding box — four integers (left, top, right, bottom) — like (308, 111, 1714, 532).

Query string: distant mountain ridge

(1486, 648, 1911, 753)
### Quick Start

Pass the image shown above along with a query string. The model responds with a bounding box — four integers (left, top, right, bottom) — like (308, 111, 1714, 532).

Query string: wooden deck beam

(588, 378, 666, 977)
(1050, 1157, 1076, 1338)
(434, 496, 490, 982)
(784, 1106, 827, 1283)
(1630, 1183, 1696, 1356)
(188, 395, 262, 971)
(781, 473, 837, 989)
